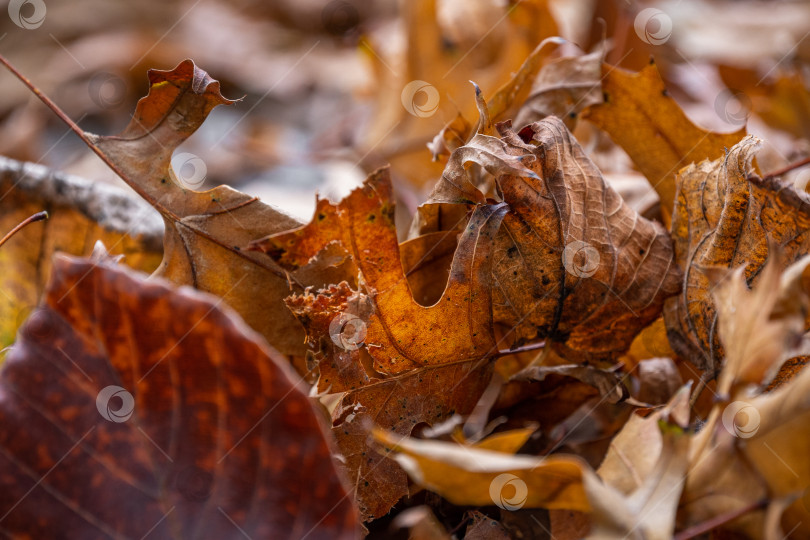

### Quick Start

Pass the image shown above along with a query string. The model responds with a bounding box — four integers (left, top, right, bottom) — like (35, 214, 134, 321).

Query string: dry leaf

(664, 136, 810, 376)
(427, 113, 681, 360)
(253, 167, 507, 377)
(584, 386, 691, 540)
(0, 253, 358, 539)
(251, 167, 507, 519)
(11, 58, 354, 356)
(682, 256, 810, 539)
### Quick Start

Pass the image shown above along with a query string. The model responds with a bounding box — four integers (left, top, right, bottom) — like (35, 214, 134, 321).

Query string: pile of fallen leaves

(2, 20, 810, 540)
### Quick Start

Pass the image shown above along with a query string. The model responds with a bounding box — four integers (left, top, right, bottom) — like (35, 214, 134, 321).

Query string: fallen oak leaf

(285, 276, 491, 519)
(252, 167, 508, 377)
(582, 61, 747, 224)
(252, 167, 508, 520)
(0, 252, 358, 539)
(0, 56, 353, 357)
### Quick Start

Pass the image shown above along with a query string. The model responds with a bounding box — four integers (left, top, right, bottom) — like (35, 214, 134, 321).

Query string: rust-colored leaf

(253, 167, 507, 376)
(0, 253, 358, 539)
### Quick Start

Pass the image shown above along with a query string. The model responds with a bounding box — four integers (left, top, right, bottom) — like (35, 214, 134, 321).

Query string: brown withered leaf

(0, 157, 163, 349)
(663, 136, 810, 375)
(251, 167, 506, 519)
(583, 61, 747, 224)
(711, 253, 810, 396)
(3, 57, 352, 356)
(427, 113, 681, 361)
(0, 253, 358, 539)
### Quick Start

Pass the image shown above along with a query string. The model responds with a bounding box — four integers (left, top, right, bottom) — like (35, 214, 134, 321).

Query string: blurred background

(0, 0, 808, 223)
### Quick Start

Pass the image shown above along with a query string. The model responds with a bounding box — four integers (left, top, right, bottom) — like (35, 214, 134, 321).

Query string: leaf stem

(0, 211, 48, 249)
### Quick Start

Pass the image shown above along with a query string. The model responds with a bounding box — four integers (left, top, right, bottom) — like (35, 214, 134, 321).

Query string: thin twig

(0, 211, 48, 249)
